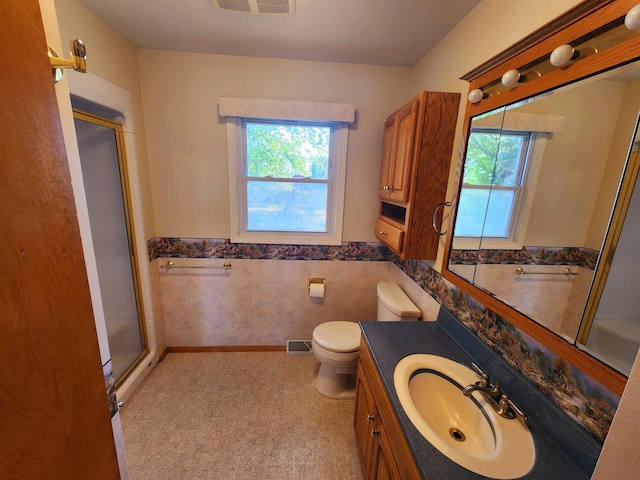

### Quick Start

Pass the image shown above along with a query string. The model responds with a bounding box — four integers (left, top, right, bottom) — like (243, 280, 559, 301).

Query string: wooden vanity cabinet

(376, 91, 460, 260)
(354, 338, 421, 480)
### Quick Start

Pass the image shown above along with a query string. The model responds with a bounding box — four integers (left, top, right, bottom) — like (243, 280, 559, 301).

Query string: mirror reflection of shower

(579, 123, 640, 375)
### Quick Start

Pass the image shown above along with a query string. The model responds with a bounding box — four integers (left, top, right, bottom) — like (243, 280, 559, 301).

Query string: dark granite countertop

(359, 319, 594, 479)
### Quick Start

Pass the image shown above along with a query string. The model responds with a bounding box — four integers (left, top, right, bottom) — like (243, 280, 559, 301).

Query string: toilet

(311, 282, 421, 399)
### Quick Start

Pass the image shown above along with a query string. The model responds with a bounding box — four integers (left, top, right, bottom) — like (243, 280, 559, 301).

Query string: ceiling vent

(213, 0, 295, 15)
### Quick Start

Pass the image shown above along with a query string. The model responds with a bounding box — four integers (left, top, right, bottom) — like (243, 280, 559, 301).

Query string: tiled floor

(120, 352, 364, 479)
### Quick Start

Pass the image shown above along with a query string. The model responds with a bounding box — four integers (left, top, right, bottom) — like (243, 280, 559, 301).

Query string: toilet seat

(312, 321, 361, 353)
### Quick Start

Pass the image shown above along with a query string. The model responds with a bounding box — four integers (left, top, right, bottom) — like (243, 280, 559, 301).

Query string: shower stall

(68, 73, 158, 403)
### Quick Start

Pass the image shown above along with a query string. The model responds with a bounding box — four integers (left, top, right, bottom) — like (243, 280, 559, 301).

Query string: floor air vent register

(286, 340, 312, 355)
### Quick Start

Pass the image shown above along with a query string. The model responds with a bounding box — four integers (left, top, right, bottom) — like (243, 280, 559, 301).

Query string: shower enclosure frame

(67, 72, 158, 404)
(73, 109, 149, 388)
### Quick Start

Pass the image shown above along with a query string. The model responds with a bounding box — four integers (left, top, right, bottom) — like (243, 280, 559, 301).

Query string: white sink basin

(394, 354, 535, 479)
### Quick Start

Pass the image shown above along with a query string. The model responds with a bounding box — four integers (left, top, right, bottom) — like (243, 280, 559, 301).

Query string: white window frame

(453, 110, 563, 251)
(220, 97, 354, 245)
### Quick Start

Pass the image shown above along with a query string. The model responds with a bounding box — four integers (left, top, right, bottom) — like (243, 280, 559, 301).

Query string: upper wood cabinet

(375, 91, 460, 260)
(379, 98, 419, 203)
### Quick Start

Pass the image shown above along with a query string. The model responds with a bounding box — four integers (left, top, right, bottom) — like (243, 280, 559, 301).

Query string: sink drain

(449, 428, 466, 442)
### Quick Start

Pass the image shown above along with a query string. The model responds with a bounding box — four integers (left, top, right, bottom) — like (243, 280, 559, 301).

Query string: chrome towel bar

(515, 267, 578, 276)
(160, 260, 232, 270)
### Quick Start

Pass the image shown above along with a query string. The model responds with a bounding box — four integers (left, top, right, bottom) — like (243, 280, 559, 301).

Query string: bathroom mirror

(441, 0, 640, 394)
(448, 62, 640, 342)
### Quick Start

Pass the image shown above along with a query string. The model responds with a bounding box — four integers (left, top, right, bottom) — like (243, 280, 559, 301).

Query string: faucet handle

(471, 362, 485, 377)
(471, 363, 491, 387)
(498, 394, 528, 423)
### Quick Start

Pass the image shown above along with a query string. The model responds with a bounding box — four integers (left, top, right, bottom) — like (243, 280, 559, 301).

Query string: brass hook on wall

(48, 38, 87, 83)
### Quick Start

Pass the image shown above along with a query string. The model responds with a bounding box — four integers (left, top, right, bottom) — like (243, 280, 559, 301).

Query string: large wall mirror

(441, 0, 640, 394)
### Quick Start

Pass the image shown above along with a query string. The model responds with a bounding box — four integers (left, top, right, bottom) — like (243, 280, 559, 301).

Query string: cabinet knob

(378, 230, 387, 236)
(382, 185, 391, 191)
(371, 428, 380, 437)
(367, 414, 375, 421)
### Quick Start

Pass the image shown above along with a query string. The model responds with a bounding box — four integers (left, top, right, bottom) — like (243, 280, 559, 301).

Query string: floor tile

(120, 352, 363, 480)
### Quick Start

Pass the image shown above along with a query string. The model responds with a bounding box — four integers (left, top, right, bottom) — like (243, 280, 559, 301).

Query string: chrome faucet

(463, 363, 527, 422)
(462, 367, 502, 402)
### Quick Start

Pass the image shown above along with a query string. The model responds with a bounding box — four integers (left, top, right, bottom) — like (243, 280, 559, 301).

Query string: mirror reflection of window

(457, 128, 532, 239)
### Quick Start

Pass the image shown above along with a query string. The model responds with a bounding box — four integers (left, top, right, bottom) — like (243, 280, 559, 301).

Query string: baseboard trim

(166, 345, 286, 353)
(158, 348, 169, 362)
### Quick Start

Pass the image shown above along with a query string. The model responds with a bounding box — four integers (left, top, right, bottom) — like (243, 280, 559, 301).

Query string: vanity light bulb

(468, 89, 484, 104)
(501, 69, 521, 89)
(550, 44, 576, 67)
(625, 4, 640, 30)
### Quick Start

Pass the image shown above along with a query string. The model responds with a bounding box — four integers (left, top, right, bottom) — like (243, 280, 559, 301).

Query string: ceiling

(78, 0, 481, 67)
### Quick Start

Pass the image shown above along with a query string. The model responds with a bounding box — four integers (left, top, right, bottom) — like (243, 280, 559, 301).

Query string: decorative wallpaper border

(450, 246, 600, 269)
(393, 257, 619, 443)
(147, 237, 392, 262)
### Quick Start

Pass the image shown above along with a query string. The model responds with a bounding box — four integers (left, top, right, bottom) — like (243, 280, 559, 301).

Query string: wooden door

(388, 98, 418, 203)
(372, 424, 402, 480)
(0, 1, 121, 479)
(354, 362, 377, 477)
(378, 115, 397, 198)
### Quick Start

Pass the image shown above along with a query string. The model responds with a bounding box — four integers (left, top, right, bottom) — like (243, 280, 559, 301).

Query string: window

(453, 110, 562, 250)
(221, 97, 354, 245)
(244, 120, 332, 233)
(454, 128, 540, 249)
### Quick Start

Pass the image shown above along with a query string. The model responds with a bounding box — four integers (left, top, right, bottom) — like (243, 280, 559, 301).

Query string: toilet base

(315, 363, 356, 399)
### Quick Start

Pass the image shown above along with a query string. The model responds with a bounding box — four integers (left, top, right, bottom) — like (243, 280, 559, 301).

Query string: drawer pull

(378, 230, 387, 236)
(367, 414, 376, 421)
(371, 428, 380, 437)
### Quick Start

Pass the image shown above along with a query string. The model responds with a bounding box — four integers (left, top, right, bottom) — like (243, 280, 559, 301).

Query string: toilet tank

(376, 282, 421, 321)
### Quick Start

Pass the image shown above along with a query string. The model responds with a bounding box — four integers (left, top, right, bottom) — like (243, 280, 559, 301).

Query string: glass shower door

(73, 110, 147, 385)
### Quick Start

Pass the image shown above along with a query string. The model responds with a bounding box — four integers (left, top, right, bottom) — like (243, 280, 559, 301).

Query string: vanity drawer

(376, 218, 404, 253)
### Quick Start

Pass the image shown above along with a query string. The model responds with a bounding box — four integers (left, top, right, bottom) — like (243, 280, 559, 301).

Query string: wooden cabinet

(354, 339, 421, 480)
(379, 98, 419, 203)
(376, 91, 460, 260)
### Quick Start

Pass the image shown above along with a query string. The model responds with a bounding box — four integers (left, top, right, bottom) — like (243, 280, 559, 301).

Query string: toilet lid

(313, 321, 361, 353)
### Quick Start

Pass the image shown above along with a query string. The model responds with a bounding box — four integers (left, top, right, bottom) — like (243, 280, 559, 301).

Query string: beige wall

(521, 82, 624, 248)
(587, 78, 640, 247)
(159, 259, 393, 346)
(137, 50, 412, 240)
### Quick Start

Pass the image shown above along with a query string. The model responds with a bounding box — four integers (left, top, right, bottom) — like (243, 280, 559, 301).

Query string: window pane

(246, 181, 328, 232)
(246, 123, 330, 179)
(493, 135, 525, 186)
(455, 188, 490, 237)
(483, 190, 515, 237)
(463, 132, 501, 185)
(456, 188, 515, 238)
(464, 131, 527, 187)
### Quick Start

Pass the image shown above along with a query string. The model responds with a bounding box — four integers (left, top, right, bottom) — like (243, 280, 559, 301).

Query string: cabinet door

(378, 115, 397, 198)
(354, 362, 377, 477)
(372, 424, 402, 480)
(388, 98, 419, 203)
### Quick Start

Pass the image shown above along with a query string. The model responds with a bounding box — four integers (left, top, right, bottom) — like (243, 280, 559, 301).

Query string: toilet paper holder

(307, 277, 326, 294)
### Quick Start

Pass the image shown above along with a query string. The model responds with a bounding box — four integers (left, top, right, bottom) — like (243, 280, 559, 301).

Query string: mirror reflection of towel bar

(515, 267, 578, 276)
(161, 260, 231, 270)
